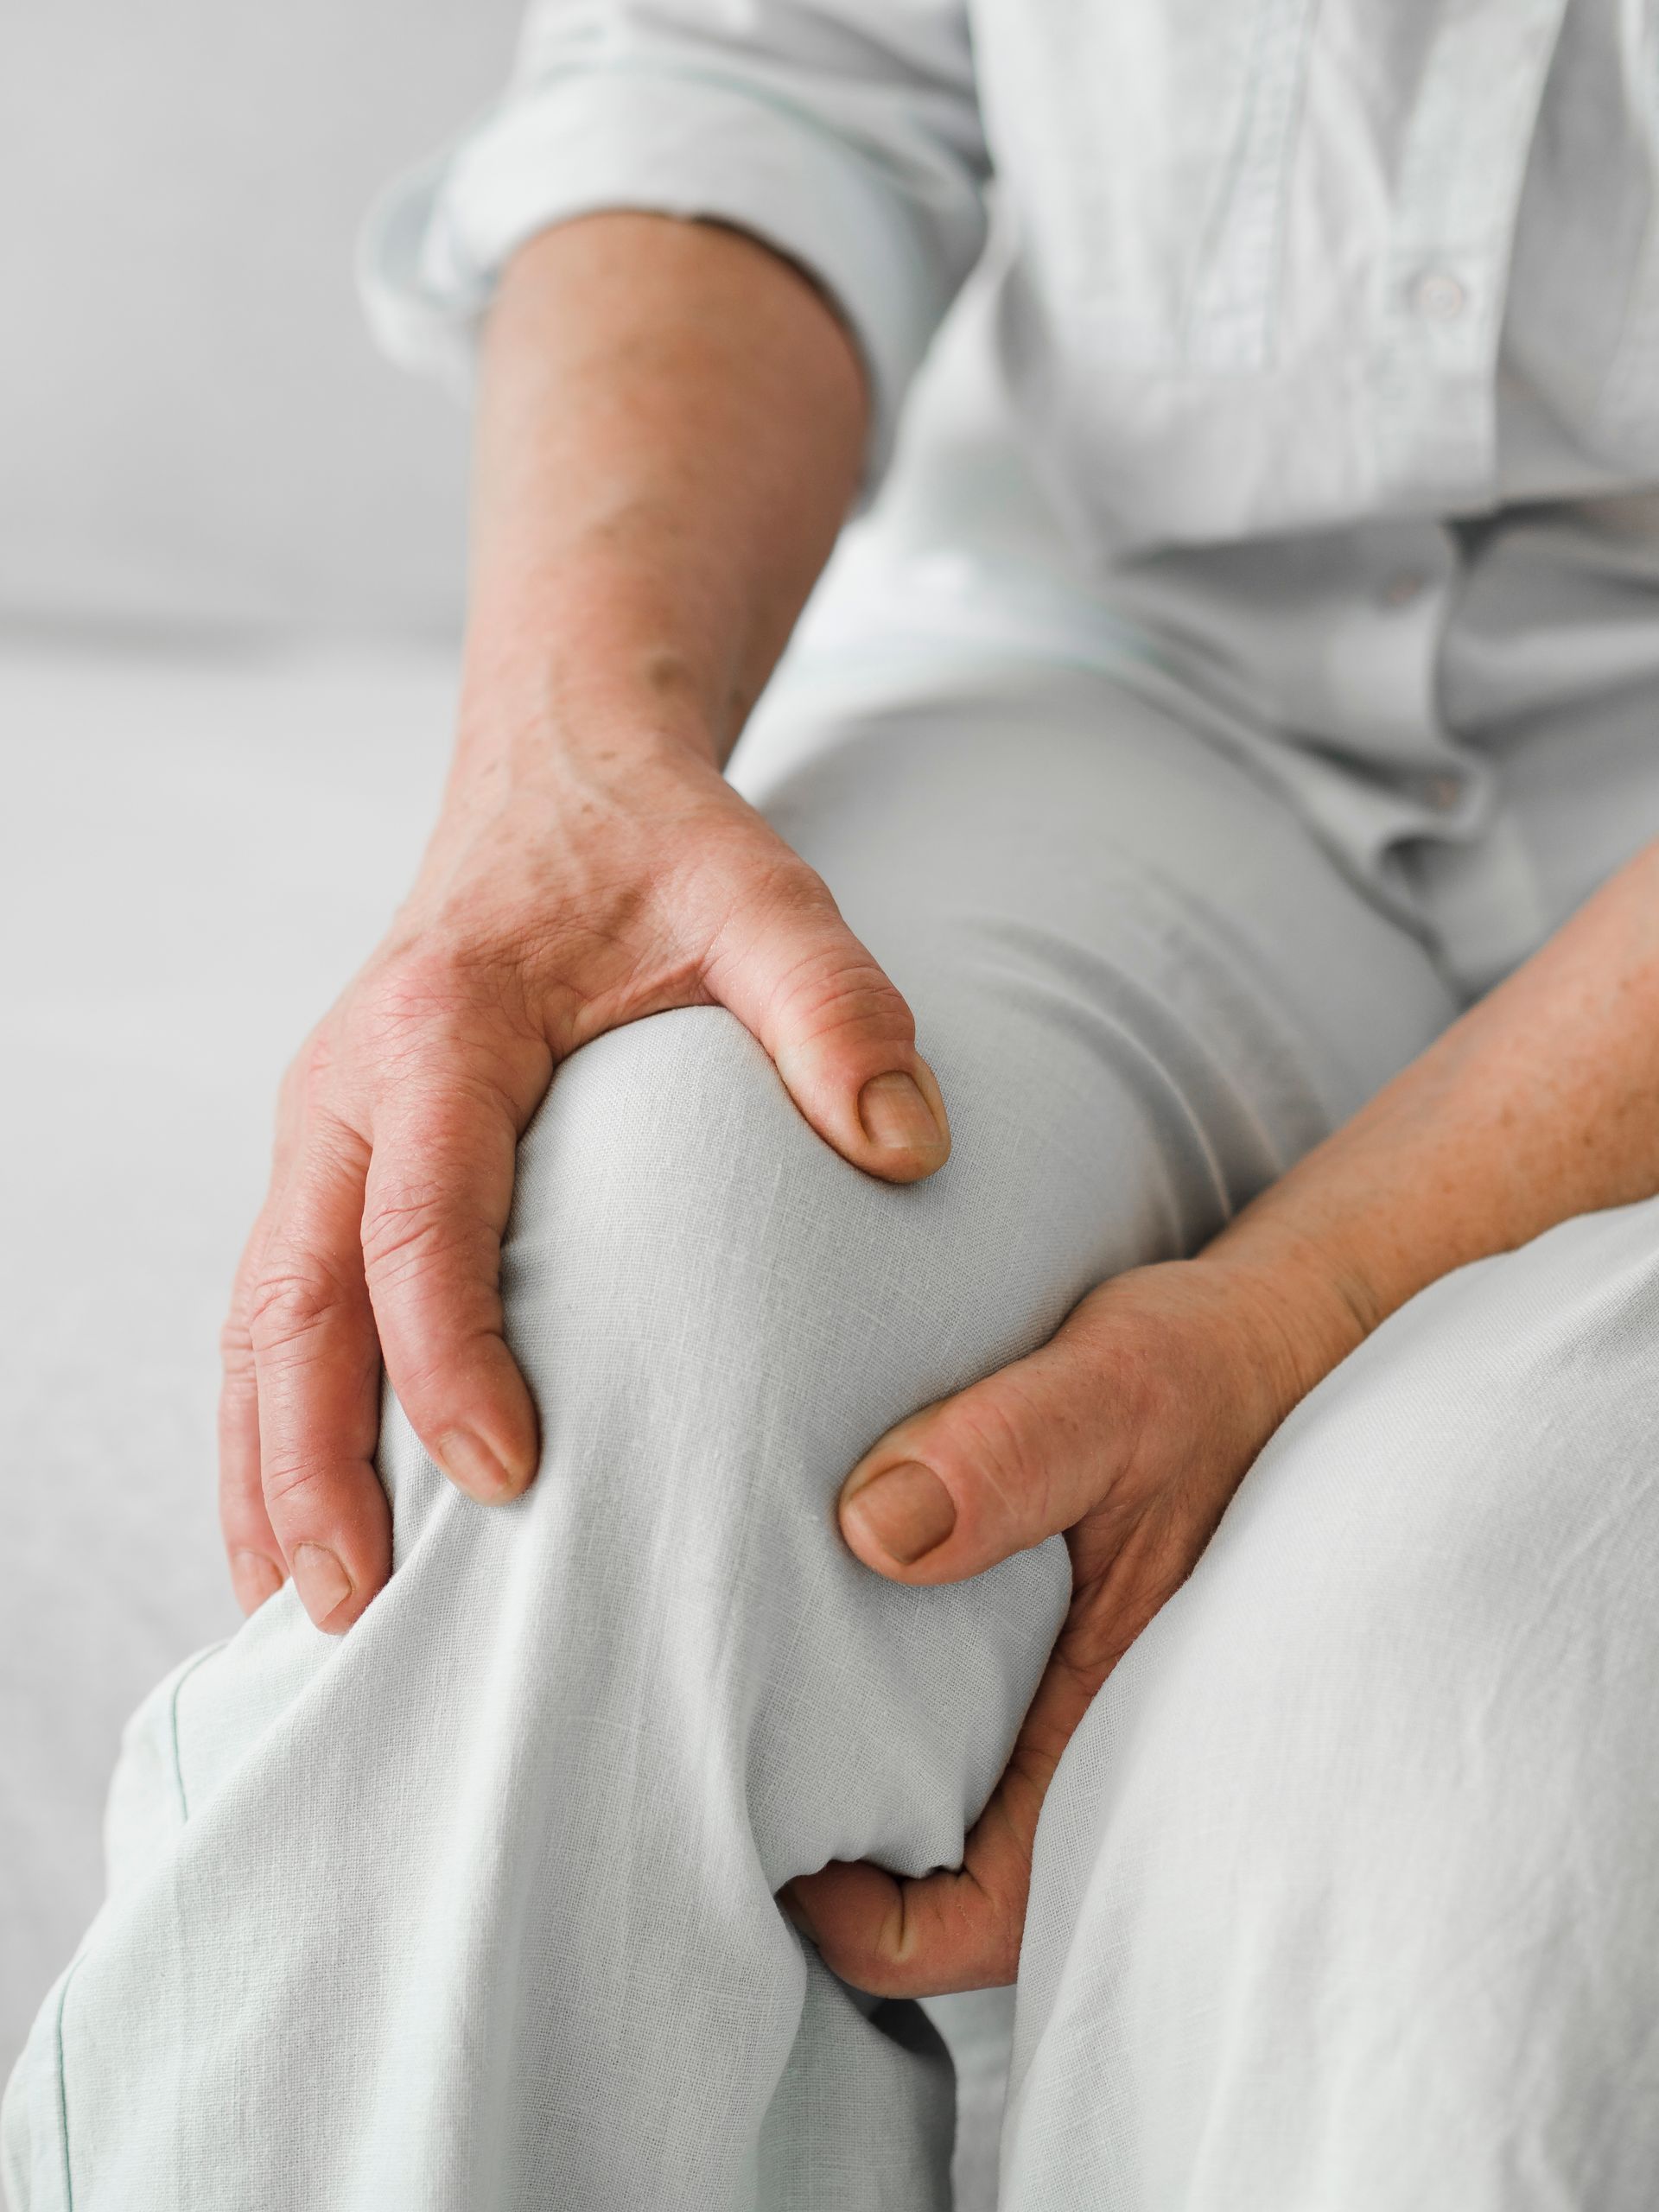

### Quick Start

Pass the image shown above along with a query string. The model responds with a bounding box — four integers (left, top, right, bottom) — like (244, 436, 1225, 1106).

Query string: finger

(782, 1771, 1036, 1999)
(837, 1325, 1130, 1585)
(785, 1534, 1166, 2000)
(217, 1205, 287, 1614)
(783, 1655, 1077, 1999)
(783, 1652, 1103, 1999)
(359, 1078, 539, 1504)
(219, 1069, 314, 1614)
(248, 1120, 388, 1631)
(703, 868, 950, 1184)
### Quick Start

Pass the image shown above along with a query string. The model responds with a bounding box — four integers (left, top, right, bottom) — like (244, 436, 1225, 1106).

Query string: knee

(499, 1006, 964, 1487)
(375, 1006, 1071, 1877)
(490, 1001, 1124, 1518)
(380, 1002, 1070, 1598)
(511, 1007, 867, 1360)
(373, 1008, 852, 1565)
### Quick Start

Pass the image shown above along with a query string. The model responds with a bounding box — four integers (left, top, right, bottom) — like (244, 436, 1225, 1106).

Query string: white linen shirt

(363, 0, 1659, 995)
(365, 0, 1659, 550)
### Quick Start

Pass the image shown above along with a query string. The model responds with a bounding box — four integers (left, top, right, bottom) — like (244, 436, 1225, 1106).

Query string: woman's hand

(782, 1243, 1359, 1995)
(787, 836, 1659, 1995)
(219, 740, 949, 1632)
(217, 209, 903, 1630)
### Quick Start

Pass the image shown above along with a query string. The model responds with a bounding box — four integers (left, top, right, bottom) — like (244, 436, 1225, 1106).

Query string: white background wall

(0, 1, 524, 641)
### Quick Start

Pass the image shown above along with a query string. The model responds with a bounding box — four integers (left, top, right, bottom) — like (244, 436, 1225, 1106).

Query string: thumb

(839, 1332, 1120, 1583)
(703, 867, 950, 1184)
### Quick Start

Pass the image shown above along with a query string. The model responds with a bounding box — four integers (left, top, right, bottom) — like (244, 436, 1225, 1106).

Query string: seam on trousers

(168, 1645, 226, 1825)
(52, 1962, 81, 2212)
(40, 1641, 228, 2209)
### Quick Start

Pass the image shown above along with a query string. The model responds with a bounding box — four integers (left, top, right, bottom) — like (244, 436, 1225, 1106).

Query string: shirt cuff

(359, 66, 982, 489)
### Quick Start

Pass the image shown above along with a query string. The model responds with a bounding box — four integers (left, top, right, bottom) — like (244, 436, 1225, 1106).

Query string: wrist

(460, 515, 777, 781)
(399, 692, 742, 942)
(455, 625, 728, 785)
(442, 578, 741, 856)
(1189, 1217, 1377, 1433)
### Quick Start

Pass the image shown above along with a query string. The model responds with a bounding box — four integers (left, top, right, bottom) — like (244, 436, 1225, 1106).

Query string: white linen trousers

(10, 278, 1659, 2211)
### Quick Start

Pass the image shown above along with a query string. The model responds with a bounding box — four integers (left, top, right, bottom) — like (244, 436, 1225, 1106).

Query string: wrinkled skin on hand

(218, 737, 949, 1632)
(785, 1250, 1360, 1996)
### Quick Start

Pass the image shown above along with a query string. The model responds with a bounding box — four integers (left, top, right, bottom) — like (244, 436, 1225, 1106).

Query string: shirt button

(1381, 570, 1427, 607)
(1411, 270, 1467, 322)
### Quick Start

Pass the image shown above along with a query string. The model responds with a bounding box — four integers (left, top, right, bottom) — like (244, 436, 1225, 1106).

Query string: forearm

(1208, 840, 1659, 1393)
(454, 212, 867, 791)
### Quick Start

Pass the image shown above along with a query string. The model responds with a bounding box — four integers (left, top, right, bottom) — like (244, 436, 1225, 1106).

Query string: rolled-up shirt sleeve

(359, 1, 988, 484)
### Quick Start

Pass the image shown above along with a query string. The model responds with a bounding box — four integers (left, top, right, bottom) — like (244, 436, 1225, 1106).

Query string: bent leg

(1007, 1195, 1659, 2210)
(4, 661, 1454, 2211)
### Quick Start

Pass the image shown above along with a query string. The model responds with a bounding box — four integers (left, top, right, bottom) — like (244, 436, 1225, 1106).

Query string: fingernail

(435, 1427, 522, 1502)
(858, 1070, 948, 1155)
(779, 1883, 819, 1944)
(842, 1460, 957, 1566)
(290, 1542, 352, 1626)
(230, 1550, 284, 1615)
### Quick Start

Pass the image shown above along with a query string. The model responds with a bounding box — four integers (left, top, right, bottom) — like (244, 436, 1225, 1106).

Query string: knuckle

(350, 947, 550, 1112)
(365, 943, 527, 1052)
(931, 1366, 1084, 1547)
(258, 1450, 333, 1512)
(768, 943, 913, 1053)
(840, 1947, 918, 2001)
(287, 1026, 341, 1117)
(812, 1920, 905, 1998)
(754, 861, 843, 938)
(707, 857, 913, 1039)
(370, 944, 478, 1027)
(946, 1382, 1042, 1501)
(246, 1261, 353, 1357)
(360, 1187, 491, 1290)
(219, 1313, 257, 1385)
